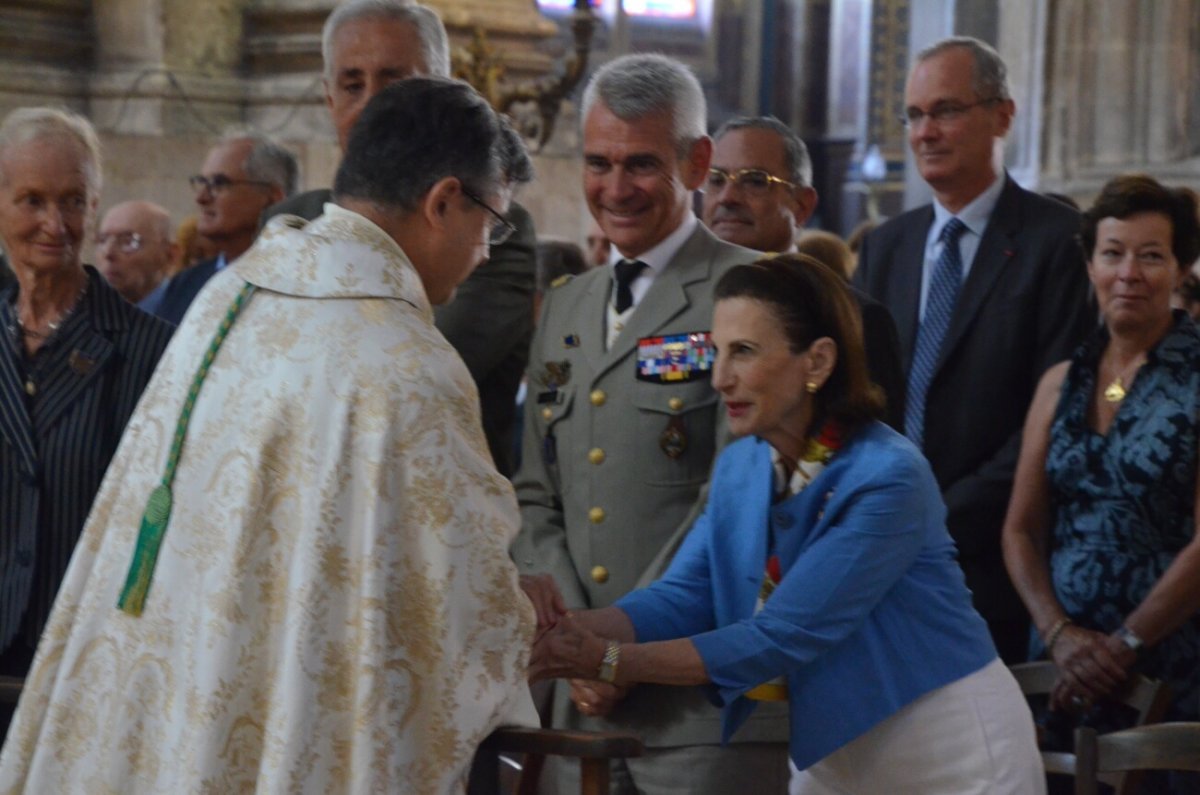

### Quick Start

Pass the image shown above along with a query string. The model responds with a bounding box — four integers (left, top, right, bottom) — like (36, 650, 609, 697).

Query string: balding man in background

(96, 200, 178, 317)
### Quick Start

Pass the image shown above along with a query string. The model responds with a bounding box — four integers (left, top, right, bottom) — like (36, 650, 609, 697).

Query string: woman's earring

(805, 381, 818, 394)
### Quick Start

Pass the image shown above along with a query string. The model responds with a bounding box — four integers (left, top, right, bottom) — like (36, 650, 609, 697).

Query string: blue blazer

(156, 255, 221, 327)
(618, 422, 997, 769)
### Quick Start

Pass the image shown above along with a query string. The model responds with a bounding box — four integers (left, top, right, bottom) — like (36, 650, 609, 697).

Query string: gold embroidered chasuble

(0, 205, 537, 794)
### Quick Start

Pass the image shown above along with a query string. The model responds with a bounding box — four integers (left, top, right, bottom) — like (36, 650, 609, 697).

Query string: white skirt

(789, 658, 1045, 795)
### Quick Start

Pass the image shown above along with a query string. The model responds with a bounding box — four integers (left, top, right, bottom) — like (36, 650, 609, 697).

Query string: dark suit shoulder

(262, 189, 333, 226)
(157, 256, 220, 326)
(85, 267, 174, 354)
(867, 204, 935, 247)
(1003, 180, 1081, 232)
(169, 257, 219, 292)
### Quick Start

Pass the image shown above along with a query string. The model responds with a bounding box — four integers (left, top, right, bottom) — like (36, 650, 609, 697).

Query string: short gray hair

(334, 77, 532, 212)
(916, 36, 1011, 102)
(0, 107, 103, 198)
(580, 54, 706, 155)
(322, 0, 450, 79)
(220, 128, 299, 196)
(713, 115, 812, 187)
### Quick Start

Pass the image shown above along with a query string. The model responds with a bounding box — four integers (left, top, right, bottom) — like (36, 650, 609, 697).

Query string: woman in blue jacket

(530, 254, 1042, 793)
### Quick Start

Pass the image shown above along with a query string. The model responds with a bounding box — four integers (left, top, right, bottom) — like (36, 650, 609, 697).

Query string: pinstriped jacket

(0, 266, 172, 656)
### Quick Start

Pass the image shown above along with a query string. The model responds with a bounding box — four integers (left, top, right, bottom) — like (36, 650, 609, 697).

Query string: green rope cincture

(117, 282, 257, 616)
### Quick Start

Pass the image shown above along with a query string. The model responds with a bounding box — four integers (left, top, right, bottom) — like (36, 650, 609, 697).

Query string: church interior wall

(0, 0, 1196, 248)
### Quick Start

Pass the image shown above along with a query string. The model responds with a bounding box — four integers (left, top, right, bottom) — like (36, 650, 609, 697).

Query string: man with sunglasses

(854, 36, 1092, 663)
(95, 200, 179, 316)
(157, 131, 297, 326)
(702, 116, 905, 428)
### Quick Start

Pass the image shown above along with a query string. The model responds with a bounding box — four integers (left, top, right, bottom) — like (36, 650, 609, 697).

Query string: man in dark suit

(263, 0, 536, 477)
(701, 115, 906, 429)
(158, 131, 296, 326)
(513, 54, 786, 794)
(854, 36, 1093, 663)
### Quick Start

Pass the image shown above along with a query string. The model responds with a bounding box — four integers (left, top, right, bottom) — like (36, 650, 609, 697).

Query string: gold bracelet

(1045, 617, 1073, 653)
(597, 641, 620, 683)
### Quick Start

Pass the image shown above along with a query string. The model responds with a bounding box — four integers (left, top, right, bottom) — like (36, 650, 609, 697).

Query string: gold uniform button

(588, 448, 606, 465)
(590, 389, 607, 406)
(668, 396, 684, 411)
(591, 565, 610, 584)
(588, 507, 606, 523)
(541, 407, 553, 421)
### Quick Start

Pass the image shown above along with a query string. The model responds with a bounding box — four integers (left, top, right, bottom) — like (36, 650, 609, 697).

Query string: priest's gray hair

(322, 0, 450, 79)
(916, 36, 1011, 103)
(580, 54, 707, 156)
(334, 77, 532, 212)
(0, 107, 103, 199)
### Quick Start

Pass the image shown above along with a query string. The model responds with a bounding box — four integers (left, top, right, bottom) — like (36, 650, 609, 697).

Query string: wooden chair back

(474, 726, 644, 795)
(0, 675, 22, 704)
(1009, 661, 1172, 793)
(1074, 723, 1200, 795)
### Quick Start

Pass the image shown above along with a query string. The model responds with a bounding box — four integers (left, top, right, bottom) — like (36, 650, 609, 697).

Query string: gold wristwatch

(597, 641, 620, 683)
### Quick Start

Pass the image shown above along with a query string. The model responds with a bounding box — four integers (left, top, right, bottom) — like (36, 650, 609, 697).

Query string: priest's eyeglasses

(901, 97, 1002, 128)
(188, 174, 275, 195)
(705, 168, 799, 196)
(95, 232, 143, 253)
(462, 188, 517, 246)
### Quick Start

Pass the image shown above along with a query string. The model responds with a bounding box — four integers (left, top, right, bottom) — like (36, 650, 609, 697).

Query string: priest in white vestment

(0, 78, 539, 794)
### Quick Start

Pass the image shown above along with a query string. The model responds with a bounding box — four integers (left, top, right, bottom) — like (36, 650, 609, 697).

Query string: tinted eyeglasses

(188, 174, 275, 195)
(462, 188, 517, 246)
(705, 167, 799, 196)
(901, 97, 1002, 128)
(95, 232, 143, 253)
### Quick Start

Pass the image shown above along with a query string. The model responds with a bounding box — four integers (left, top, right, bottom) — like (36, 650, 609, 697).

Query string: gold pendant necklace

(1102, 355, 1144, 403)
(1103, 377, 1127, 403)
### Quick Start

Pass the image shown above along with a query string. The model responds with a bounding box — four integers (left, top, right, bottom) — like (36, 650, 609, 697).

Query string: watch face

(1117, 627, 1143, 651)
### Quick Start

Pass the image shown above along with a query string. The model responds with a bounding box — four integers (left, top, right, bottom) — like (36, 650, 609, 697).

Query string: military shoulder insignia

(636, 332, 714, 383)
(550, 274, 574, 289)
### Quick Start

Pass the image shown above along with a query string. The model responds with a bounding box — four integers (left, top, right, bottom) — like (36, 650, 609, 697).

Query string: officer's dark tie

(613, 259, 647, 313)
(905, 217, 967, 447)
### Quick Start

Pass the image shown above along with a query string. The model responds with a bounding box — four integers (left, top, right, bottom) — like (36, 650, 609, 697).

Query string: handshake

(519, 574, 631, 717)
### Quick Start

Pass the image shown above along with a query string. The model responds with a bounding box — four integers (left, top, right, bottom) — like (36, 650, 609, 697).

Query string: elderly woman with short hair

(0, 107, 172, 737)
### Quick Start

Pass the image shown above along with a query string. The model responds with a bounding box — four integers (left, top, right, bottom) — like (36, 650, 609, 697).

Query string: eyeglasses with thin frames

(704, 167, 800, 197)
(95, 231, 143, 253)
(461, 188, 517, 246)
(900, 97, 1002, 128)
(188, 174, 275, 195)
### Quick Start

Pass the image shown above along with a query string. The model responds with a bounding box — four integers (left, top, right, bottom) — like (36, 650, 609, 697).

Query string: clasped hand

(1049, 625, 1137, 712)
(519, 574, 630, 716)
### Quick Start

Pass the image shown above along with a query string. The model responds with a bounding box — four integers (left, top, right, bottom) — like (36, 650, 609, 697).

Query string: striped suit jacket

(0, 266, 172, 657)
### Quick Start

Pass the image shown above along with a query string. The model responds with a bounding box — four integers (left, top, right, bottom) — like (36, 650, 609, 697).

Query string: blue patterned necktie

(905, 217, 968, 447)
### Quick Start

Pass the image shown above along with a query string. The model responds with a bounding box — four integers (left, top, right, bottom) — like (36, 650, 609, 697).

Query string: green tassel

(117, 484, 173, 616)
(114, 282, 256, 617)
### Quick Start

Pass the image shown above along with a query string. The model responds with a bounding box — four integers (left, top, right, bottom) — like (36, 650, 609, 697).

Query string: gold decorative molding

(453, 0, 599, 150)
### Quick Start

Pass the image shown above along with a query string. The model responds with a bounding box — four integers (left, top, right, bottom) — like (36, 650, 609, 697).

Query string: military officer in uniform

(511, 54, 787, 794)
